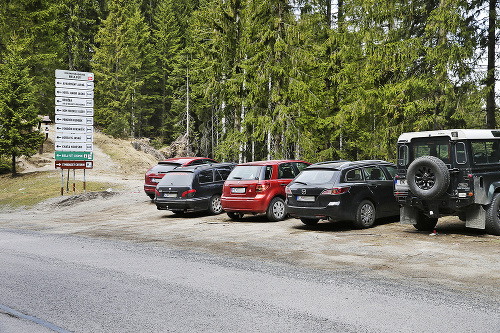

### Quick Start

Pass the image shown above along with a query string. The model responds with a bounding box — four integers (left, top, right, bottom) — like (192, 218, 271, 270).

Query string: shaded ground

(1, 128, 500, 300)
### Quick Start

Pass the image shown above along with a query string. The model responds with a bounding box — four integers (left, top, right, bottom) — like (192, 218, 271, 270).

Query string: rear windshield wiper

(294, 181, 308, 185)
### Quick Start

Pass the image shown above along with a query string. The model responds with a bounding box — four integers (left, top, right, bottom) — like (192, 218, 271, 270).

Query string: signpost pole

(61, 169, 64, 195)
(83, 169, 86, 193)
(73, 169, 76, 195)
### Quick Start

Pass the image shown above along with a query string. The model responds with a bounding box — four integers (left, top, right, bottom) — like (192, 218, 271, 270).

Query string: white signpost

(55, 106, 93, 117)
(55, 69, 94, 195)
(55, 88, 94, 99)
(55, 96, 94, 107)
(55, 115, 94, 126)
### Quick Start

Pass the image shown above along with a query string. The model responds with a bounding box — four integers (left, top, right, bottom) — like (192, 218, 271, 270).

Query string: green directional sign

(55, 151, 93, 161)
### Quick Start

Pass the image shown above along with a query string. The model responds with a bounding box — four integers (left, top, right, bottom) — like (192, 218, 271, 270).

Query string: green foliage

(0, 0, 495, 164)
(0, 34, 44, 174)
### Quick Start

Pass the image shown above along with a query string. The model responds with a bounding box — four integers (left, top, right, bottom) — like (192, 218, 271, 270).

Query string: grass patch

(0, 171, 115, 209)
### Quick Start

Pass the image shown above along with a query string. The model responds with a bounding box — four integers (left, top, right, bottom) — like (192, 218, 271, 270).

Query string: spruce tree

(0, 34, 44, 175)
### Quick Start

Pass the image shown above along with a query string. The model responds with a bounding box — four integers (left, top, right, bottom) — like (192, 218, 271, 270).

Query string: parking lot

(1, 178, 500, 301)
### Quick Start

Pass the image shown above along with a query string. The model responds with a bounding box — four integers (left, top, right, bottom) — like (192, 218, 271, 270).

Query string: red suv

(221, 160, 310, 221)
(144, 157, 217, 199)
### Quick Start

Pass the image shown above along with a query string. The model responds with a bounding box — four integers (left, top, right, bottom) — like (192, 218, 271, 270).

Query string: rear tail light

(285, 187, 292, 195)
(321, 187, 349, 195)
(182, 189, 196, 197)
(155, 189, 160, 197)
(256, 182, 270, 192)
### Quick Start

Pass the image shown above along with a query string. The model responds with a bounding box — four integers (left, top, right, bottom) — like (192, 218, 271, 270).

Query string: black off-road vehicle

(394, 129, 500, 235)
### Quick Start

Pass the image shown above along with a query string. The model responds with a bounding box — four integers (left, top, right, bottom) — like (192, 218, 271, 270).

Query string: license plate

(151, 178, 160, 183)
(164, 193, 177, 198)
(297, 195, 315, 202)
(396, 179, 406, 186)
(231, 187, 246, 194)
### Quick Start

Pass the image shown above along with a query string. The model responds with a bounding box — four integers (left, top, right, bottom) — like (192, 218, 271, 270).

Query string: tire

(353, 200, 376, 229)
(147, 193, 155, 200)
(266, 197, 286, 222)
(407, 156, 450, 199)
(413, 211, 438, 231)
(300, 217, 319, 225)
(485, 193, 500, 235)
(208, 194, 223, 215)
(227, 212, 244, 220)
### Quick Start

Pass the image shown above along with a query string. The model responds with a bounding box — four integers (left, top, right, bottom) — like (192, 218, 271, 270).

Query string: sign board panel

(55, 88, 94, 99)
(55, 160, 93, 169)
(55, 133, 93, 143)
(55, 142, 93, 152)
(55, 151, 93, 161)
(55, 78, 94, 90)
(55, 69, 94, 81)
(55, 115, 94, 126)
(55, 96, 94, 107)
(55, 124, 93, 134)
(55, 106, 93, 117)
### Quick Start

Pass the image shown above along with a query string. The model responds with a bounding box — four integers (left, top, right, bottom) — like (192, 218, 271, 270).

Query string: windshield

(227, 165, 263, 180)
(158, 172, 194, 186)
(293, 169, 338, 185)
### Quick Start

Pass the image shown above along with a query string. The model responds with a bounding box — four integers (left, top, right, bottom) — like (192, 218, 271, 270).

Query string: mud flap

(400, 206, 418, 225)
(465, 205, 486, 230)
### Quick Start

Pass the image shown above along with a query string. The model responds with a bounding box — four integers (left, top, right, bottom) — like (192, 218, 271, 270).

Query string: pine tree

(93, 0, 155, 138)
(0, 34, 44, 175)
(150, 0, 183, 143)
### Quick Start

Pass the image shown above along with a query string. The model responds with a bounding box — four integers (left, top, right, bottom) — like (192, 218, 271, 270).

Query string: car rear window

(149, 163, 179, 174)
(227, 165, 263, 180)
(293, 169, 338, 185)
(413, 138, 450, 163)
(158, 172, 194, 186)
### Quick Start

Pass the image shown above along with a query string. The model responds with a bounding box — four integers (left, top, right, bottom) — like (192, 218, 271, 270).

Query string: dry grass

(0, 171, 114, 208)
(0, 131, 158, 209)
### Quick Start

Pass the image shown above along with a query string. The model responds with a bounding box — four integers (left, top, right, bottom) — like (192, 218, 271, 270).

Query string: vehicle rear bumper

(155, 197, 208, 212)
(144, 184, 156, 194)
(286, 204, 353, 221)
(221, 197, 268, 213)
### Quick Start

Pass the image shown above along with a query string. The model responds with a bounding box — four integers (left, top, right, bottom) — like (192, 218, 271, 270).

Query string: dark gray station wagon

(155, 163, 235, 215)
(286, 160, 399, 229)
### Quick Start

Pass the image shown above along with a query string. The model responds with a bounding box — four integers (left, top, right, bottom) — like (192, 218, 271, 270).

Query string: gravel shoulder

(1, 130, 500, 300)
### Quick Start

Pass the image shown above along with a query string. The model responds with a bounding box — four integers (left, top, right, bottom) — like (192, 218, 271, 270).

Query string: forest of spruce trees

(0, 0, 498, 166)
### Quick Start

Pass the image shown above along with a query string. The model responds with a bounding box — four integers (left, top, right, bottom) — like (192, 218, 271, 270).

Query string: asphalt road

(1, 228, 499, 333)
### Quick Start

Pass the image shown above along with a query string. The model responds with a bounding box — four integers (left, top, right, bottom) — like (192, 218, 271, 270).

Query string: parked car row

(145, 157, 400, 229)
(145, 129, 500, 235)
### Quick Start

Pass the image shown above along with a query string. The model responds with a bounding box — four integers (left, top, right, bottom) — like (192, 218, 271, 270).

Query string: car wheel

(147, 193, 155, 200)
(407, 156, 450, 199)
(227, 212, 244, 220)
(300, 217, 319, 225)
(208, 194, 223, 215)
(353, 200, 376, 229)
(485, 194, 500, 235)
(266, 197, 286, 222)
(413, 211, 438, 231)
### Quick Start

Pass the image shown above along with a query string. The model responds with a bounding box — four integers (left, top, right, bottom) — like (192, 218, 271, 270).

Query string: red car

(144, 157, 217, 199)
(221, 160, 310, 221)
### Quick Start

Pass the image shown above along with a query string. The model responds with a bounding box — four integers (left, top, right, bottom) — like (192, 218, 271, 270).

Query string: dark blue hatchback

(285, 160, 399, 229)
(155, 163, 235, 215)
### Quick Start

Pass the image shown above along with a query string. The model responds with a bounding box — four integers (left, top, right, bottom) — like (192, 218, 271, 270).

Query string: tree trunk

(485, 0, 497, 129)
(11, 153, 16, 175)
